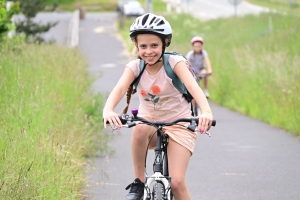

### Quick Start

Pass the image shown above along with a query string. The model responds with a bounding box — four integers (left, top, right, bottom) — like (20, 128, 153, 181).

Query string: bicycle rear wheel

(152, 182, 165, 200)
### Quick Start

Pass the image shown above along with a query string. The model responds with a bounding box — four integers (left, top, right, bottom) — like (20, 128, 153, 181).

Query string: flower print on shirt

(151, 85, 161, 95)
(141, 85, 169, 110)
(140, 89, 147, 97)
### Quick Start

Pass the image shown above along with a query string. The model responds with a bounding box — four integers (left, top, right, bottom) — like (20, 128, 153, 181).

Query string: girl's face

(136, 34, 163, 65)
(192, 41, 203, 53)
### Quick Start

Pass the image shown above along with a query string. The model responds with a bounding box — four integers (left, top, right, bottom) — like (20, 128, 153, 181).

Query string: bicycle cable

(134, 120, 197, 176)
(139, 123, 158, 176)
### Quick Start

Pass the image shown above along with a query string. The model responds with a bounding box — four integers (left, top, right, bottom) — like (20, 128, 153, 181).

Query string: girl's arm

(204, 56, 212, 75)
(173, 61, 213, 133)
(103, 67, 135, 128)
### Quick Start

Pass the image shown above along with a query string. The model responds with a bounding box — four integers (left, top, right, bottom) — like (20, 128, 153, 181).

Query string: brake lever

(110, 125, 119, 132)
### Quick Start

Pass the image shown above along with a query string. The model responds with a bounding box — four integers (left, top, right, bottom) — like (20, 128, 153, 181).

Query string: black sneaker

(124, 178, 144, 200)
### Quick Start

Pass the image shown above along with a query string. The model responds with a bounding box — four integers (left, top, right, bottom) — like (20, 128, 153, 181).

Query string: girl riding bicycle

(103, 13, 213, 200)
(186, 36, 213, 98)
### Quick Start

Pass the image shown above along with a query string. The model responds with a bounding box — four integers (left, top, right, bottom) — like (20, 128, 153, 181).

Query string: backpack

(131, 52, 196, 103)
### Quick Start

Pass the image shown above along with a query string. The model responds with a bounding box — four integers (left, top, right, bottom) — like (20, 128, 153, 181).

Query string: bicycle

(109, 108, 216, 200)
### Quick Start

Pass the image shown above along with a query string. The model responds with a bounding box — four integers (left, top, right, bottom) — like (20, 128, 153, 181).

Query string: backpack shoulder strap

(163, 53, 187, 94)
(131, 59, 146, 94)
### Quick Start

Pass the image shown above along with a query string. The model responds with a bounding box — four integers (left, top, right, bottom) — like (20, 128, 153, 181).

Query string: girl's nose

(145, 47, 152, 54)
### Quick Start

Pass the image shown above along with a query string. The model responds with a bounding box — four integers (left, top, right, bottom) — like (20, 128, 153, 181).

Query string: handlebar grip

(104, 114, 129, 125)
(212, 120, 216, 127)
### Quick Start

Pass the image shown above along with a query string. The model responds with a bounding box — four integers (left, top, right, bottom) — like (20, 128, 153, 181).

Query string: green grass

(47, 0, 118, 11)
(137, 0, 167, 13)
(53, 0, 166, 12)
(0, 41, 107, 199)
(119, 12, 300, 135)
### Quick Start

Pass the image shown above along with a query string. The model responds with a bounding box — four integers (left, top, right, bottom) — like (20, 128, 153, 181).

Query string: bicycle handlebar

(106, 110, 216, 133)
(118, 114, 216, 127)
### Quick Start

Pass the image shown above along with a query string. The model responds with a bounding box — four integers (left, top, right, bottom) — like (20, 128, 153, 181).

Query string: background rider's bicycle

(110, 109, 216, 200)
(192, 73, 210, 117)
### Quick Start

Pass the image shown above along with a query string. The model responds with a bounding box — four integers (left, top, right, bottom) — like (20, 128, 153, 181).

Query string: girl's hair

(122, 34, 166, 114)
(122, 85, 134, 114)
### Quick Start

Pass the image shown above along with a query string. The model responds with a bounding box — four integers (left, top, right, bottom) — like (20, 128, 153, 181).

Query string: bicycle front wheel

(152, 182, 165, 200)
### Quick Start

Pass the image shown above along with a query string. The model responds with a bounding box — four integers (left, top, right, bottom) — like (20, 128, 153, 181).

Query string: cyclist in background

(186, 36, 213, 98)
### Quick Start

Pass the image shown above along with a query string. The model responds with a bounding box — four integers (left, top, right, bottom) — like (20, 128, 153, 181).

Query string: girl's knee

(171, 177, 186, 192)
(132, 125, 151, 140)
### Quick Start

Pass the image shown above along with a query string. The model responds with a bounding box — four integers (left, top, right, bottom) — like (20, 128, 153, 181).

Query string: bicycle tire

(170, 191, 174, 200)
(152, 182, 165, 200)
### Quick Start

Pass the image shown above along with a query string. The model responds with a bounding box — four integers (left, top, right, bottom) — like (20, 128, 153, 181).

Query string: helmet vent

(149, 17, 156, 25)
(142, 14, 150, 26)
(157, 20, 165, 26)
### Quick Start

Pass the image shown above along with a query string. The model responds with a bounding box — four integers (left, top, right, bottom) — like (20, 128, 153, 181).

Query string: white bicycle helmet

(191, 36, 204, 44)
(129, 13, 172, 47)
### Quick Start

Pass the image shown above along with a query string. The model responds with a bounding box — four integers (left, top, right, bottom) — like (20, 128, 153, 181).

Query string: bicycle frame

(143, 126, 172, 200)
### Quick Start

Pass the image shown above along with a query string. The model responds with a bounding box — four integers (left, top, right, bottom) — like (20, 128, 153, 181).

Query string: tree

(0, 0, 20, 40)
(12, 0, 59, 43)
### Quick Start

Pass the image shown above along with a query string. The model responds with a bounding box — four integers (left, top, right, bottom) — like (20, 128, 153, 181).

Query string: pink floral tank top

(126, 55, 192, 122)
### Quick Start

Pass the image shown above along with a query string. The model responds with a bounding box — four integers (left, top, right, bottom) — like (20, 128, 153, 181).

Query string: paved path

(181, 0, 269, 20)
(78, 13, 300, 200)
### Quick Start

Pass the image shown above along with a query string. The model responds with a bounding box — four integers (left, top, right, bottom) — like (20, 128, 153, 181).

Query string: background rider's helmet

(129, 13, 172, 47)
(191, 36, 204, 45)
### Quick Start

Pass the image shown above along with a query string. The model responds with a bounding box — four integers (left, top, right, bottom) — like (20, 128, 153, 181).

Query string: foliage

(50, 0, 118, 11)
(0, 0, 20, 39)
(11, 0, 58, 43)
(0, 42, 108, 199)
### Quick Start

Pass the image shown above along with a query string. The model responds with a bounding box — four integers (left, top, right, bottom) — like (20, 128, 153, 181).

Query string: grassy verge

(119, 12, 300, 135)
(0, 41, 107, 199)
(47, 0, 118, 11)
(137, 0, 167, 13)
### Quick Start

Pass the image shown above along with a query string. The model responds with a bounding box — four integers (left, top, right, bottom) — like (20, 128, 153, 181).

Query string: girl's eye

(140, 45, 146, 48)
(152, 44, 158, 47)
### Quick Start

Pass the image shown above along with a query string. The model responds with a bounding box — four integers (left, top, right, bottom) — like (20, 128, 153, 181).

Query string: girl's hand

(199, 69, 207, 77)
(198, 112, 213, 134)
(207, 69, 213, 75)
(103, 110, 122, 128)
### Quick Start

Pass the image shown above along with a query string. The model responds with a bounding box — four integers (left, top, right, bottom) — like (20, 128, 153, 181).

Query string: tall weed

(0, 42, 106, 199)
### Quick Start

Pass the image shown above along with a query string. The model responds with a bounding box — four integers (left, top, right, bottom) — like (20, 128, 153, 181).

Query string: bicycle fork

(144, 130, 172, 200)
